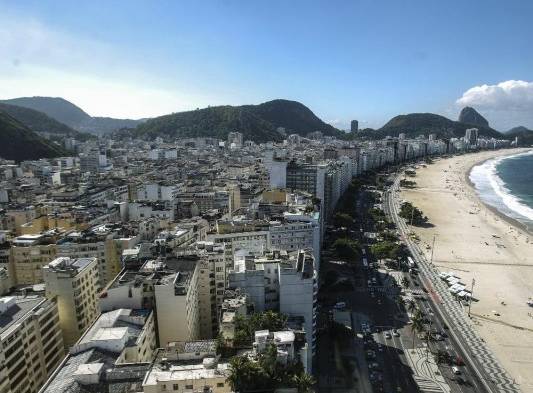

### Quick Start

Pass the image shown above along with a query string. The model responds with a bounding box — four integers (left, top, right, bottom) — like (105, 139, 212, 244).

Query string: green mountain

(358, 113, 504, 140)
(0, 96, 144, 135)
(243, 99, 344, 138)
(0, 112, 67, 162)
(1, 96, 91, 128)
(133, 99, 343, 142)
(0, 103, 92, 140)
(506, 126, 533, 146)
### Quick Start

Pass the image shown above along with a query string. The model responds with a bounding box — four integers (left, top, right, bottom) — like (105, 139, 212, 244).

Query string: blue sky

(1, 0, 532, 130)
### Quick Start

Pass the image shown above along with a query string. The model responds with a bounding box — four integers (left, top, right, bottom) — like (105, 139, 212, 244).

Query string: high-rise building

(42, 257, 100, 347)
(227, 131, 243, 148)
(465, 128, 479, 146)
(0, 295, 64, 393)
(228, 249, 317, 371)
(350, 119, 359, 132)
(153, 258, 201, 345)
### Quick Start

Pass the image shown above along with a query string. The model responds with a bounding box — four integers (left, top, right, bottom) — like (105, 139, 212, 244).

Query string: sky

(1, 0, 532, 130)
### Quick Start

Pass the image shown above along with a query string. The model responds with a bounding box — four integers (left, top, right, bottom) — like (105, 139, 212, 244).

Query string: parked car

(334, 302, 346, 310)
(384, 332, 392, 339)
(452, 366, 461, 375)
(392, 329, 400, 337)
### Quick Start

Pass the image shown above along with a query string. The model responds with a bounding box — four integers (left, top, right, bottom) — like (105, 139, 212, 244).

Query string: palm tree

(396, 296, 406, 309)
(227, 356, 256, 392)
(292, 373, 316, 393)
(406, 299, 417, 314)
(410, 313, 425, 349)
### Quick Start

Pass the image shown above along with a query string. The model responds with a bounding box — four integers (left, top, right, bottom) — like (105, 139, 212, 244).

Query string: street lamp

(430, 234, 437, 265)
(468, 278, 475, 318)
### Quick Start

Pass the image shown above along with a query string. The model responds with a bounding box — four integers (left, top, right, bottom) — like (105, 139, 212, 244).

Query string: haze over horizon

(1, 0, 532, 130)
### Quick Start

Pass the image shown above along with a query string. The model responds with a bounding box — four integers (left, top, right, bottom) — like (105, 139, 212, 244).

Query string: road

(383, 173, 520, 393)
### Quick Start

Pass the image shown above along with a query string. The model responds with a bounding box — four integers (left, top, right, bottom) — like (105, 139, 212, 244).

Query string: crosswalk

(386, 179, 520, 393)
(414, 376, 448, 393)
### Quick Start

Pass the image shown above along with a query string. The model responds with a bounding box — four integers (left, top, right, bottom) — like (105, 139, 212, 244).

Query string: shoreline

(464, 149, 533, 236)
(399, 148, 533, 392)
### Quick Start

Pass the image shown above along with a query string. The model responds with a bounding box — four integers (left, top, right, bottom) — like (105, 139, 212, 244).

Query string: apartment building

(56, 225, 138, 288)
(42, 257, 100, 347)
(153, 258, 201, 345)
(176, 241, 233, 338)
(142, 341, 231, 393)
(285, 161, 327, 205)
(228, 249, 317, 371)
(11, 233, 58, 285)
(0, 295, 64, 393)
(39, 308, 155, 393)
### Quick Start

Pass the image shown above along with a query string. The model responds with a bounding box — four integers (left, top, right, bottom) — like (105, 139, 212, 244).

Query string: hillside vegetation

(0, 96, 143, 135)
(358, 113, 504, 140)
(0, 103, 92, 140)
(133, 99, 344, 142)
(0, 112, 67, 162)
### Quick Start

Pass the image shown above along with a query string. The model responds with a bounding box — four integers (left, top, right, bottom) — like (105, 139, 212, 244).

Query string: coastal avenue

(318, 180, 482, 393)
(384, 172, 520, 393)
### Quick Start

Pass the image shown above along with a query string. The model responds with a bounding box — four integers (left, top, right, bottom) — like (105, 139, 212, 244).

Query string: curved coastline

(465, 149, 533, 236)
(399, 148, 533, 392)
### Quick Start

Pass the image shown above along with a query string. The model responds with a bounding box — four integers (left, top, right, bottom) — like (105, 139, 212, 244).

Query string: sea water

(469, 150, 533, 231)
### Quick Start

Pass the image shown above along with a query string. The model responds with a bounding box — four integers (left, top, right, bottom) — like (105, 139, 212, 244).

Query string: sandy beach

(399, 148, 533, 392)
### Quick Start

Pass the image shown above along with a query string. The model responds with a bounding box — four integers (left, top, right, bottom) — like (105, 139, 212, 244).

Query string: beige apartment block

(42, 257, 100, 347)
(0, 295, 64, 393)
(11, 234, 57, 285)
(154, 262, 200, 346)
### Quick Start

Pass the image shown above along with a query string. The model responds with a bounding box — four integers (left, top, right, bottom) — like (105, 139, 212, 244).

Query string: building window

(217, 382, 224, 387)
(185, 385, 193, 390)
(173, 384, 179, 390)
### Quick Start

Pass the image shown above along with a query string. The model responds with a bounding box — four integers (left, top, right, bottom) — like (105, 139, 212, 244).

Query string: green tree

(370, 241, 403, 260)
(399, 202, 428, 226)
(332, 238, 361, 261)
(334, 212, 355, 228)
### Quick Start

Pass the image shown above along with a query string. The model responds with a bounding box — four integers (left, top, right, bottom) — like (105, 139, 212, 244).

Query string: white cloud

(456, 80, 533, 111)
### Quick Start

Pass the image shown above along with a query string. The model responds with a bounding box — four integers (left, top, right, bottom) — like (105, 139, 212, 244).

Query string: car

(334, 302, 346, 310)
(452, 366, 461, 375)
(392, 329, 400, 337)
(377, 343, 384, 352)
(370, 291, 376, 298)
(369, 362, 381, 370)
(456, 377, 466, 385)
(384, 332, 392, 339)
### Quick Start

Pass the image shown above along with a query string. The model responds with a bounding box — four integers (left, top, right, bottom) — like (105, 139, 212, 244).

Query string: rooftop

(45, 257, 96, 274)
(0, 295, 45, 337)
(143, 350, 229, 387)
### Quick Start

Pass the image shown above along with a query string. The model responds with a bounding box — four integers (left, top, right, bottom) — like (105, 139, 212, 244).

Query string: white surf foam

(470, 151, 533, 222)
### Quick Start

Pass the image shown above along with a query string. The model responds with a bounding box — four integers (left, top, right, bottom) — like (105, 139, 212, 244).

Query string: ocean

(469, 150, 533, 231)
